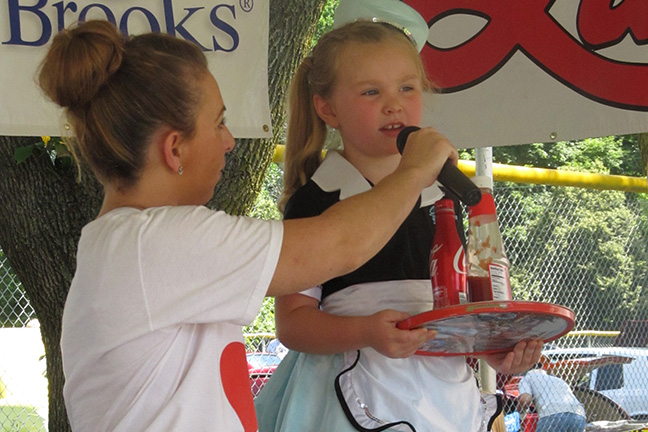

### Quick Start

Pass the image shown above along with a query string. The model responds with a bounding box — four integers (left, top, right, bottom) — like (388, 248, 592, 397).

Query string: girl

(39, 20, 458, 432)
(255, 11, 542, 432)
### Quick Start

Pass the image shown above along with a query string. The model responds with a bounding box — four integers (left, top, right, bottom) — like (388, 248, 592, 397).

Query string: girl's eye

(218, 117, 227, 129)
(362, 89, 379, 96)
(401, 85, 415, 92)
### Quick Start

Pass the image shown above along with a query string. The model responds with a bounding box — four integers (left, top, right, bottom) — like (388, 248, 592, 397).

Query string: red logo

(221, 342, 258, 432)
(405, 0, 648, 111)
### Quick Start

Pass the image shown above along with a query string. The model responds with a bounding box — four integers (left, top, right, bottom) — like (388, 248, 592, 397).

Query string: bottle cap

(471, 175, 493, 191)
(468, 193, 496, 217)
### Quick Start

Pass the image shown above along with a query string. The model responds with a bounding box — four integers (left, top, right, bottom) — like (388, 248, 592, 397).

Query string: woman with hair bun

(39, 20, 459, 431)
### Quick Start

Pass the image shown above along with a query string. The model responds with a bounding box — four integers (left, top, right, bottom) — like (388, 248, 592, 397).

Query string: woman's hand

(364, 309, 437, 358)
(481, 340, 543, 374)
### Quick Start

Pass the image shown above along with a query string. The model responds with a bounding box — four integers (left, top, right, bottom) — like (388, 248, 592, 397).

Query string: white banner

(406, 0, 648, 148)
(0, 0, 272, 138)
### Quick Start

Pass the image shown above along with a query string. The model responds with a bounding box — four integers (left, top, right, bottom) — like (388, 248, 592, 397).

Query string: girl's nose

(383, 95, 403, 114)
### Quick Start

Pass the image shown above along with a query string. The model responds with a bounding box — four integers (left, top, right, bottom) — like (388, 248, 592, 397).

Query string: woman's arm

(268, 127, 457, 296)
(274, 293, 434, 358)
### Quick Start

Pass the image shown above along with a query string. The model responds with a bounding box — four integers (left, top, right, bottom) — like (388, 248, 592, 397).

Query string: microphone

(396, 126, 482, 207)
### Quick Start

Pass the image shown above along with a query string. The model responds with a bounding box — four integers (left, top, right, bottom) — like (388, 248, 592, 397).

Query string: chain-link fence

(493, 184, 648, 431)
(0, 253, 46, 432)
(1, 182, 647, 431)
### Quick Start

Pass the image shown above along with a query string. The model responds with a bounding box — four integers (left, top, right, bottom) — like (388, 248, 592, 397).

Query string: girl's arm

(275, 293, 434, 358)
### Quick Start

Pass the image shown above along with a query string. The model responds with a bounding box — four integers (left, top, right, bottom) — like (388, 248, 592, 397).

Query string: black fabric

(284, 179, 467, 300)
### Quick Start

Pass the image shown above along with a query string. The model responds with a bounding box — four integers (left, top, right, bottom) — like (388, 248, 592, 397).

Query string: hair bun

(39, 20, 125, 109)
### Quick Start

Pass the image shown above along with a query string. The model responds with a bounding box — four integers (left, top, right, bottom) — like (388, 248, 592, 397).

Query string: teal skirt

(255, 350, 357, 432)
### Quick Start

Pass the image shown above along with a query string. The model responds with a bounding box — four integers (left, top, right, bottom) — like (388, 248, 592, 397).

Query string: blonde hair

(38, 20, 209, 187)
(280, 21, 432, 211)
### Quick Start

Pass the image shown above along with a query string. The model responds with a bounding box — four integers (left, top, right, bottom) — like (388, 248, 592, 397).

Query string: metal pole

(475, 147, 497, 394)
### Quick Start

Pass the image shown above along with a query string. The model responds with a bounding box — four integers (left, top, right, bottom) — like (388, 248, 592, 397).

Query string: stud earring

(178, 165, 184, 176)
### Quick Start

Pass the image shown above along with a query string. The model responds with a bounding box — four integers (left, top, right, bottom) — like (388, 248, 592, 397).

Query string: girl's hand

(481, 340, 543, 374)
(363, 309, 436, 358)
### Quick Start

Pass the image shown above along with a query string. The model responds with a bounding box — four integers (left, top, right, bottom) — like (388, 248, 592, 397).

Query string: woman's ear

(159, 128, 183, 174)
(313, 94, 340, 129)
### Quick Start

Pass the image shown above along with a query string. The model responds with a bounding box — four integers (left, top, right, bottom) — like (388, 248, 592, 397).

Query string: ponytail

(279, 57, 328, 212)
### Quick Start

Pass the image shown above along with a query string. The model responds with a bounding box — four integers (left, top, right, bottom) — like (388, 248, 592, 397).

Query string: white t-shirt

(518, 369, 586, 419)
(61, 206, 283, 432)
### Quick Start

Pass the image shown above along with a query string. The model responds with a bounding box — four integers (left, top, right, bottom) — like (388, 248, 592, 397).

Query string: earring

(178, 165, 184, 176)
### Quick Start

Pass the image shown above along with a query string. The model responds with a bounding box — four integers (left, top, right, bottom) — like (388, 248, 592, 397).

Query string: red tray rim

(397, 300, 576, 356)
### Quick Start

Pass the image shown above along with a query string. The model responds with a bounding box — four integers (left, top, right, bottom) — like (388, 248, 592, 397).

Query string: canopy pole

(475, 147, 493, 179)
(475, 147, 498, 394)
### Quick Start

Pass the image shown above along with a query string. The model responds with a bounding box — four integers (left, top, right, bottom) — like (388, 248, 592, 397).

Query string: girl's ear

(313, 94, 340, 129)
(160, 128, 183, 174)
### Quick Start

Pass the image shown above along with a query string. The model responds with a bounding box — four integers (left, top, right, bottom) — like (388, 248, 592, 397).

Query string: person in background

(517, 365, 587, 432)
(38, 19, 459, 432)
(254, 1, 543, 431)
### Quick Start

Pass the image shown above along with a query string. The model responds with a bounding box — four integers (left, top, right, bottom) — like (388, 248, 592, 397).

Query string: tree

(0, 2, 327, 430)
(490, 136, 648, 330)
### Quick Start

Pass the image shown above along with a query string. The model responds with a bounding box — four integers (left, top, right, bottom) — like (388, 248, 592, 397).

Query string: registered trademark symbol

(239, 0, 253, 13)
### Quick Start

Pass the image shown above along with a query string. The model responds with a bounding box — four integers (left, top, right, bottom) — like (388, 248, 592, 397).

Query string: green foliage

(491, 135, 642, 176)
(244, 297, 276, 336)
(312, 0, 339, 46)
(249, 163, 283, 221)
(14, 136, 73, 170)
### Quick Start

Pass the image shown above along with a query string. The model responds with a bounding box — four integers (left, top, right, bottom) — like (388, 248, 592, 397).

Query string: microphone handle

(396, 126, 482, 207)
(438, 161, 482, 207)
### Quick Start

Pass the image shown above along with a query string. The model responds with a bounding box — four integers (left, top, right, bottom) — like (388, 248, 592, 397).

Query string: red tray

(397, 300, 575, 356)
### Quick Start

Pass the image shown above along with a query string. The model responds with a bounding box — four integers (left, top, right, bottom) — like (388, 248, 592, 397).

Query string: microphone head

(396, 126, 421, 154)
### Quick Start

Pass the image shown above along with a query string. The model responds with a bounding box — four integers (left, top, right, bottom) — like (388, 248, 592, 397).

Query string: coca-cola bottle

(466, 176, 512, 302)
(430, 197, 468, 309)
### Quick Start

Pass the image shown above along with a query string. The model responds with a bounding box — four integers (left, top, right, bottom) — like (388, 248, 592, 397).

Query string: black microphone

(396, 126, 482, 207)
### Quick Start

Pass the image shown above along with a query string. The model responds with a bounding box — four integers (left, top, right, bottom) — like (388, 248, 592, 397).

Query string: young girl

(39, 20, 459, 432)
(255, 6, 542, 432)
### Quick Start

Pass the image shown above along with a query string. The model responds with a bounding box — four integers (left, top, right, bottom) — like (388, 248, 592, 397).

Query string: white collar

(311, 150, 443, 206)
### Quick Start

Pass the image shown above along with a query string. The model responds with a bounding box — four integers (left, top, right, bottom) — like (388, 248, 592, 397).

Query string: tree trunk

(639, 133, 648, 178)
(0, 136, 102, 431)
(0, 1, 326, 430)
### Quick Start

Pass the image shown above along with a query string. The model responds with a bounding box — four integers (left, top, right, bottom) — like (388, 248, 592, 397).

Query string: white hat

(333, 0, 429, 52)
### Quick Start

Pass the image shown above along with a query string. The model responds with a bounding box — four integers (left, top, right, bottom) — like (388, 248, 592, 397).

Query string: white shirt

(518, 369, 586, 418)
(62, 206, 282, 431)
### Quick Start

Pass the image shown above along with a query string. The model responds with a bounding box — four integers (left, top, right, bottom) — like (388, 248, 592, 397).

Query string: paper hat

(333, 0, 429, 52)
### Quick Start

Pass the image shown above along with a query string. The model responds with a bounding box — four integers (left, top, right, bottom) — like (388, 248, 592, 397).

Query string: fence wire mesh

(1, 183, 647, 431)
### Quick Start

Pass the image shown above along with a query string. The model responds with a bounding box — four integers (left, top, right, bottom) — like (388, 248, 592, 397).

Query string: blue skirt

(255, 350, 357, 432)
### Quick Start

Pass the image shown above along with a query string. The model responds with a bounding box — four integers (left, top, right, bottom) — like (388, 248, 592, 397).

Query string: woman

(38, 20, 456, 431)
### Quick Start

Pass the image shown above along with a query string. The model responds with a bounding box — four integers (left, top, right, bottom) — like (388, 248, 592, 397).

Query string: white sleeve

(136, 206, 283, 328)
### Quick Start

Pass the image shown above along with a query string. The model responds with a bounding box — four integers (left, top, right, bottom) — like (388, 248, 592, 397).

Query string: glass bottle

(466, 176, 512, 302)
(430, 197, 468, 308)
